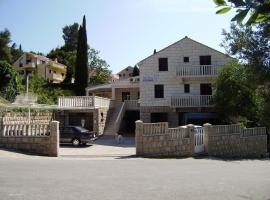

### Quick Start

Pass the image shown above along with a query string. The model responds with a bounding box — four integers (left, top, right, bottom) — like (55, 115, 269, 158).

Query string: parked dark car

(60, 126, 97, 147)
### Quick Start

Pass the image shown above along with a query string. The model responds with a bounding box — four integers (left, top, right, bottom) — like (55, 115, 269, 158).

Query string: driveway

(59, 136, 135, 159)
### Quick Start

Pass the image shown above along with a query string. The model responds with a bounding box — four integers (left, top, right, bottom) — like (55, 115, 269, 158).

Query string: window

(184, 57, 189, 63)
(137, 91, 140, 99)
(200, 83, 212, 95)
(49, 70, 52, 73)
(200, 56, 211, 65)
(184, 84, 190, 93)
(119, 74, 122, 77)
(158, 58, 168, 71)
(154, 85, 164, 98)
(19, 63, 23, 67)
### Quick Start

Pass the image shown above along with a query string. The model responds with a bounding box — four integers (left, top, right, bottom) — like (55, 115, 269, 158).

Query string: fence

(57, 96, 111, 108)
(203, 123, 268, 158)
(0, 121, 59, 157)
(135, 121, 194, 157)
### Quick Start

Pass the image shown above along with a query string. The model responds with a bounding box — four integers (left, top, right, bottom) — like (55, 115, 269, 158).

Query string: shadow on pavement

(92, 136, 135, 148)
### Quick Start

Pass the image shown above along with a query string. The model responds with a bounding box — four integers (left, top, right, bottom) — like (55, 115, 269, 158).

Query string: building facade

(13, 52, 67, 83)
(137, 37, 231, 126)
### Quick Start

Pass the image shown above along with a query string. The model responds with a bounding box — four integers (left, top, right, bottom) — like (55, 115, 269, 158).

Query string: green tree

(221, 22, 270, 83)
(0, 61, 18, 101)
(88, 48, 111, 85)
(132, 65, 140, 76)
(0, 29, 12, 63)
(75, 16, 88, 95)
(62, 23, 79, 51)
(214, 61, 257, 122)
(10, 43, 23, 63)
(213, 0, 270, 25)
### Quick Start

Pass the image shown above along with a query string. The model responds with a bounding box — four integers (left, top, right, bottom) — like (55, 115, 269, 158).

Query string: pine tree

(75, 15, 89, 95)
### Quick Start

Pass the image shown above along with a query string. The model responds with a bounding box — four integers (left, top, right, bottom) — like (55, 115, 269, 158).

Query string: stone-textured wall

(136, 121, 194, 157)
(0, 121, 59, 157)
(204, 124, 268, 158)
(93, 107, 110, 136)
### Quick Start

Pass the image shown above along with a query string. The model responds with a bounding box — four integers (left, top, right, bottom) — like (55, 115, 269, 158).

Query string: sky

(0, 0, 235, 73)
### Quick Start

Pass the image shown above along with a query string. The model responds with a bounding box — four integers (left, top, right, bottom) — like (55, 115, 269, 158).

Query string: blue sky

(0, 0, 235, 73)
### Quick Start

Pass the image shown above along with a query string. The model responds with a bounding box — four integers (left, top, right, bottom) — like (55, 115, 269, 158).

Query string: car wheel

(72, 138, 80, 147)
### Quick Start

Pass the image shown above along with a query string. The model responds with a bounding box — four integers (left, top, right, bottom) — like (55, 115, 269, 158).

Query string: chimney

(153, 49, 157, 54)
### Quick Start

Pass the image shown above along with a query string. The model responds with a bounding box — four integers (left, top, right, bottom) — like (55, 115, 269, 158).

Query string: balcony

(48, 61, 67, 71)
(176, 65, 220, 77)
(57, 96, 111, 109)
(24, 63, 36, 69)
(49, 73, 64, 82)
(171, 95, 213, 107)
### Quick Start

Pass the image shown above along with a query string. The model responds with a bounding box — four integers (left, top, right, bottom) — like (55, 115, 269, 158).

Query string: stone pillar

(203, 123, 212, 154)
(49, 121, 59, 157)
(186, 124, 195, 156)
(93, 109, 99, 135)
(135, 120, 143, 156)
(112, 87, 116, 100)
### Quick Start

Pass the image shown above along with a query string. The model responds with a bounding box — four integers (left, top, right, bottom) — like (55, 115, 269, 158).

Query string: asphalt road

(0, 155, 270, 200)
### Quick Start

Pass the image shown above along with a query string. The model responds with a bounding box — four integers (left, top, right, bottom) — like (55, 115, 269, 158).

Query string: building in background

(13, 52, 67, 83)
(117, 66, 134, 80)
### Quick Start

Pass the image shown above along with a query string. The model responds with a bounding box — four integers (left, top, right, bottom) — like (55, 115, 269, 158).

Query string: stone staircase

(103, 102, 124, 135)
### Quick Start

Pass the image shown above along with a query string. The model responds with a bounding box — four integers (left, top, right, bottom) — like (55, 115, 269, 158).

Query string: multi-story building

(138, 36, 231, 126)
(13, 52, 67, 83)
(117, 66, 134, 80)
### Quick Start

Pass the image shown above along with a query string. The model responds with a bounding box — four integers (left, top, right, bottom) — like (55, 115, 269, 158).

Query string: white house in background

(117, 66, 134, 80)
(137, 36, 232, 126)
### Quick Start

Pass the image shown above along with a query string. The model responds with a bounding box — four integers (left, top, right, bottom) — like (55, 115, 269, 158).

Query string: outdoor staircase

(103, 102, 125, 135)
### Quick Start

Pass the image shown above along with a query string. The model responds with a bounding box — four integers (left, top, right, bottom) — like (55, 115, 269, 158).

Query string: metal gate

(194, 126, 204, 153)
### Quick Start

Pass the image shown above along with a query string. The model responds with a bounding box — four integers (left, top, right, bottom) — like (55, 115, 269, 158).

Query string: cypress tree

(75, 15, 88, 95)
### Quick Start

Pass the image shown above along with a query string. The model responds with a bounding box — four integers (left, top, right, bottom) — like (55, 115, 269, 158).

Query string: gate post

(135, 120, 143, 156)
(186, 124, 195, 156)
(203, 123, 212, 154)
(49, 121, 59, 157)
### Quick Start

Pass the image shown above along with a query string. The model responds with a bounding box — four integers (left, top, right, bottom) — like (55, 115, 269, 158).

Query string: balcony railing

(176, 65, 220, 77)
(24, 63, 36, 69)
(125, 100, 140, 110)
(57, 96, 111, 108)
(50, 73, 64, 81)
(171, 95, 213, 107)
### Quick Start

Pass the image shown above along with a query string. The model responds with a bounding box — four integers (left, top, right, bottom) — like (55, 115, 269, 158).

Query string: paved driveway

(60, 136, 135, 159)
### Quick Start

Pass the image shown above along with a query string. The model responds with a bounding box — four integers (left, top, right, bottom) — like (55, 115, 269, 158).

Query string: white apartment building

(137, 36, 232, 126)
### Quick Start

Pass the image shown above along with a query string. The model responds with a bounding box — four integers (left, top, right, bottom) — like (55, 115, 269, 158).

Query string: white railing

(125, 100, 139, 110)
(114, 102, 126, 134)
(2, 123, 50, 137)
(57, 96, 111, 108)
(210, 124, 241, 134)
(94, 96, 111, 108)
(58, 96, 94, 107)
(171, 95, 213, 107)
(168, 127, 187, 139)
(176, 65, 220, 77)
(142, 122, 168, 136)
(242, 127, 266, 137)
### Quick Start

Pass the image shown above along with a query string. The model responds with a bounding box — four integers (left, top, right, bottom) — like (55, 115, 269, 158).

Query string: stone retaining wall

(0, 121, 59, 157)
(135, 120, 194, 157)
(204, 124, 268, 158)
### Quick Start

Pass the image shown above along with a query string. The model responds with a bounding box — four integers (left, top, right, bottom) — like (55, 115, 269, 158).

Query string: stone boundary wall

(135, 120, 194, 157)
(0, 121, 59, 157)
(203, 124, 268, 158)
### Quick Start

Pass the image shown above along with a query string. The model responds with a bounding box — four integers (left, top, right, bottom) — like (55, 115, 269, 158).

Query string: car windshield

(74, 126, 89, 132)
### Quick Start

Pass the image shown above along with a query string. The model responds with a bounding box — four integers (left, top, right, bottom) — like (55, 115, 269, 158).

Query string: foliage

(17, 74, 74, 104)
(214, 61, 257, 121)
(213, 0, 270, 25)
(62, 23, 79, 51)
(0, 61, 18, 101)
(75, 16, 89, 95)
(221, 22, 270, 83)
(132, 65, 140, 76)
(0, 29, 12, 63)
(88, 48, 111, 85)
